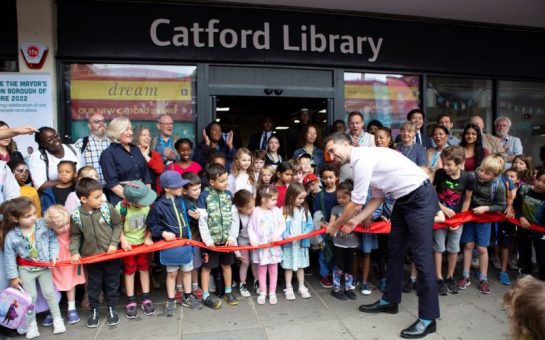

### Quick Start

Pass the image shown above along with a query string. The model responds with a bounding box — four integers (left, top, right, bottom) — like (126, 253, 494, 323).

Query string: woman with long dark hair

(460, 123, 489, 172)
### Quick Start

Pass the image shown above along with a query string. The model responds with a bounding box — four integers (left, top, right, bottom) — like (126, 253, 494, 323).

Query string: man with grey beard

(74, 113, 111, 184)
(494, 116, 522, 168)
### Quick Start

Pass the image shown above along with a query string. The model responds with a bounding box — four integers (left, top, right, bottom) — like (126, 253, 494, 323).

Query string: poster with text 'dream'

(0, 73, 53, 155)
(69, 64, 194, 122)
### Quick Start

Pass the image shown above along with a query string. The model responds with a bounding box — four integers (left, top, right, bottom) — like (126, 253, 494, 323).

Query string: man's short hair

(75, 178, 103, 199)
(347, 111, 364, 122)
(206, 163, 227, 181)
(436, 112, 453, 123)
(440, 146, 465, 165)
(324, 132, 351, 146)
(407, 108, 425, 120)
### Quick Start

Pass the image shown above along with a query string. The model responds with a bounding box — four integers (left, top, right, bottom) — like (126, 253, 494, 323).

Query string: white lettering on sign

(282, 24, 383, 62)
(150, 18, 270, 50)
(150, 18, 383, 62)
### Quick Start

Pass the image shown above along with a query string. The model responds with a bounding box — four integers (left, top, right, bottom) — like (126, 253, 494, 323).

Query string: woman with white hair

(99, 117, 152, 204)
(395, 121, 427, 166)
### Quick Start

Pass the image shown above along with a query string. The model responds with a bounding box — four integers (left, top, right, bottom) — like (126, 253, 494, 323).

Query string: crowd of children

(0, 126, 544, 339)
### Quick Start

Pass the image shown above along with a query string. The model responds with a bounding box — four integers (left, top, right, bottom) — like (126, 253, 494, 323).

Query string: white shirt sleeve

(1, 162, 19, 200)
(28, 150, 47, 190)
(351, 150, 376, 205)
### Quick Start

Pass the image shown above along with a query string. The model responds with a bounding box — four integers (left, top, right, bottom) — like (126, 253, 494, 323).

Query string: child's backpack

(72, 202, 118, 230)
(0, 286, 32, 329)
(491, 177, 507, 205)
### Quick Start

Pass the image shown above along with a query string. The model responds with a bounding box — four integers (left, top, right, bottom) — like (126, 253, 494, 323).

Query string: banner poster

(68, 64, 196, 141)
(69, 64, 194, 121)
(344, 75, 420, 132)
(0, 73, 53, 153)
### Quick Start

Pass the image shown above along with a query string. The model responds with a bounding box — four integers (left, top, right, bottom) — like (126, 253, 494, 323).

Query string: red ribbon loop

(17, 211, 544, 267)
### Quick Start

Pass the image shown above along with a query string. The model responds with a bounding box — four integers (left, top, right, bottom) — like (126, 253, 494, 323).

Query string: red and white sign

(20, 42, 49, 69)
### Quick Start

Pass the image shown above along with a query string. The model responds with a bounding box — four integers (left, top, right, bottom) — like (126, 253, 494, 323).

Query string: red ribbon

(18, 211, 544, 267)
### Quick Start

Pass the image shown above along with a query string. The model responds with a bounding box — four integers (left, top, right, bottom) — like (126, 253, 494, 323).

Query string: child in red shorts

(117, 180, 157, 319)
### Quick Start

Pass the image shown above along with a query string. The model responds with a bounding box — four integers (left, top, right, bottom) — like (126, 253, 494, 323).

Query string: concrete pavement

(15, 273, 511, 340)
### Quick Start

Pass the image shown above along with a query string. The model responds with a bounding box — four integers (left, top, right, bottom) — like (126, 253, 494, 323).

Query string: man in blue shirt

(495, 116, 523, 169)
(151, 114, 179, 164)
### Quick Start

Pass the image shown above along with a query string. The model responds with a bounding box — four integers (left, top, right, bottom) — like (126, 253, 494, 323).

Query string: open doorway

(214, 96, 329, 158)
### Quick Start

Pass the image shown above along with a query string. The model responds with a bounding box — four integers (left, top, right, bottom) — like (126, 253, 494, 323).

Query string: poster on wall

(0, 73, 53, 155)
(69, 64, 194, 121)
(67, 64, 196, 142)
(344, 74, 420, 131)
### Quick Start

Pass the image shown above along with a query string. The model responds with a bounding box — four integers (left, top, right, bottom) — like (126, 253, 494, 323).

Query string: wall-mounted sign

(57, 0, 545, 79)
(20, 42, 49, 69)
(0, 73, 53, 151)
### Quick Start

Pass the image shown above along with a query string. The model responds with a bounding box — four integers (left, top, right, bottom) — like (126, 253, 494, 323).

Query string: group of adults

(387, 109, 523, 172)
(0, 107, 535, 339)
(1, 106, 525, 207)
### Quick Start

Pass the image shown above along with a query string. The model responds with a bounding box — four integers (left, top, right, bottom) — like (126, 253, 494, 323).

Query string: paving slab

(183, 327, 267, 340)
(7, 273, 513, 340)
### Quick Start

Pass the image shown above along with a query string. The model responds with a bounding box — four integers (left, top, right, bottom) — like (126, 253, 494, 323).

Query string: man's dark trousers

(383, 181, 440, 320)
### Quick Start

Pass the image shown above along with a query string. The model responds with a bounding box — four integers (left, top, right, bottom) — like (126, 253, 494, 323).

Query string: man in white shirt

(494, 116, 523, 169)
(325, 132, 439, 339)
(347, 111, 375, 147)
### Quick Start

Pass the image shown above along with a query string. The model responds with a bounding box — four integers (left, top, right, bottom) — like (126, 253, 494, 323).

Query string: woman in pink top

(168, 138, 202, 175)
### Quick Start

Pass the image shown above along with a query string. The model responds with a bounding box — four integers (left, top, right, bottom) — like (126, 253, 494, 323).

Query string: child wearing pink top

(168, 138, 202, 175)
(248, 184, 286, 305)
(44, 205, 86, 324)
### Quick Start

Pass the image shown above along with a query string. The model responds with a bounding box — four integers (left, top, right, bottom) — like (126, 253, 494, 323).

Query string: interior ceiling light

(216, 107, 230, 112)
(275, 126, 289, 130)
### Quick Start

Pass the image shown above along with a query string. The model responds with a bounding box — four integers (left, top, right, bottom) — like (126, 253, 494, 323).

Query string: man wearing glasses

(151, 114, 179, 164)
(74, 114, 111, 184)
